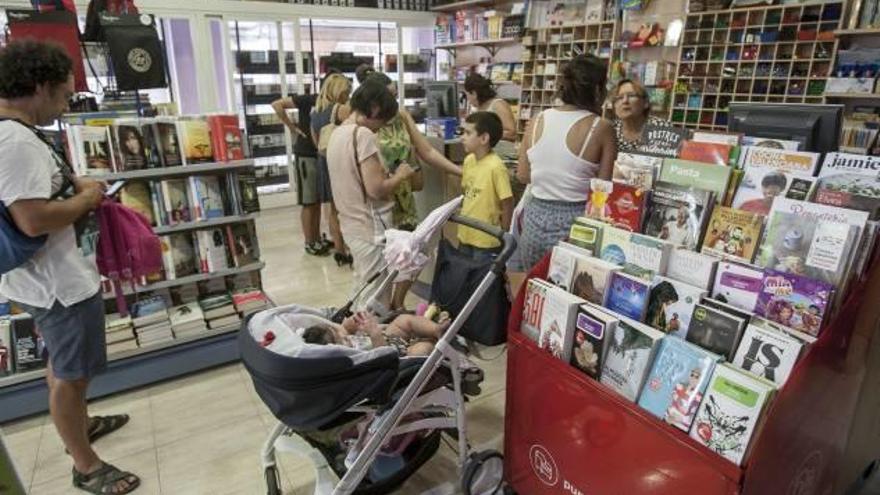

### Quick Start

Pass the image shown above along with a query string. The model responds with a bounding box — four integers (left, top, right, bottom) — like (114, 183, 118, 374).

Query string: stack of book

(199, 294, 241, 330)
(232, 288, 269, 318)
(105, 314, 138, 354)
(131, 296, 174, 347)
(169, 302, 208, 339)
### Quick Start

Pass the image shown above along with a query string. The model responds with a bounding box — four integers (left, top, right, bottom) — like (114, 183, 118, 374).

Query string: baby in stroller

(302, 311, 451, 357)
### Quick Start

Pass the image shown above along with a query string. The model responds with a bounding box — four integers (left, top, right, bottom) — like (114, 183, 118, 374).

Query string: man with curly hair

(0, 40, 139, 494)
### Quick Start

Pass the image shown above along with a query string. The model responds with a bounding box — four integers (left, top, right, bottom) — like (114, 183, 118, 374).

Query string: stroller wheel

(461, 450, 505, 495)
(265, 466, 282, 495)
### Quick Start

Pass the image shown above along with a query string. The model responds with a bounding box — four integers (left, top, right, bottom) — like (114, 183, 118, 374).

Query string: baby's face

(341, 317, 358, 333)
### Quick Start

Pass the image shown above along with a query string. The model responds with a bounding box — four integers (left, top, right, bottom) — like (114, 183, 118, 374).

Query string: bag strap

(352, 125, 367, 200)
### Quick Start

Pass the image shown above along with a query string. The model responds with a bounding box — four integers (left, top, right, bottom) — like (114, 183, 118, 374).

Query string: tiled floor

(1, 204, 507, 495)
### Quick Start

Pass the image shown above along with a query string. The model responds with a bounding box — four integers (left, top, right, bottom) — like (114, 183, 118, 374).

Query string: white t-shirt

(0, 121, 100, 308)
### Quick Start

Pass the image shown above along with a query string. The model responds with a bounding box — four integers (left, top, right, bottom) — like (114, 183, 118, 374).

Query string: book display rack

(671, 1, 845, 131)
(518, 20, 619, 140)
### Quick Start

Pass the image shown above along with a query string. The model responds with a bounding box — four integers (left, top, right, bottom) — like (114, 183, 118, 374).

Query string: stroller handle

(448, 214, 517, 273)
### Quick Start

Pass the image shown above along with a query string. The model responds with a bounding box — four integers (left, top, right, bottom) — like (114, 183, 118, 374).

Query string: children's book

(604, 271, 651, 321)
(155, 119, 183, 166)
(643, 181, 715, 251)
(815, 152, 880, 219)
(754, 269, 833, 338)
(613, 153, 661, 190)
(538, 287, 585, 362)
(569, 253, 621, 306)
(207, 114, 245, 162)
(686, 304, 747, 360)
(666, 248, 719, 291)
(701, 206, 764, 263)
(690, 363, 776, 465)
(659, 158, 731, 200)
(226, 222, 259, 267)
(712, 261, 765, 312)
(568, 216, 605, 256)
(638, 337, 719, 432)
(732, 147, 819, 217)
(600, 316, 665, 401)
(679, 140, 732, 167)
(547, 244, 579, 291)
(178, 117, 215, 164)
(161, 179, 192, 224)
(119, 181, 155, 226)
(755, 198, 868, 288)
(645, 276, 708, 338)
(585, 179, 647, 232)
(571, 303, 618, 379)
(520, 278, 552, 343)
(732, 323, 804, 386)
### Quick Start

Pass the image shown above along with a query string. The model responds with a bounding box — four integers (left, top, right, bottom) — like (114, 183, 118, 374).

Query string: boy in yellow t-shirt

(458, 111, 513, 261)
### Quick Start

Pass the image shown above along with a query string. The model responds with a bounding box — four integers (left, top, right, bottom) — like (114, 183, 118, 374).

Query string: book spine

(189, 176, 202, 221)
(161, 182, 175, 225)
(226, 224, 241, 267)
(149, 182, 163, 227)
(193, 231, 208, 274)
(152, 124, 166, 168)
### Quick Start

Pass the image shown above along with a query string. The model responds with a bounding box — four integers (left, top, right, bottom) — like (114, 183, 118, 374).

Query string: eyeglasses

(612, 93, 643, 103)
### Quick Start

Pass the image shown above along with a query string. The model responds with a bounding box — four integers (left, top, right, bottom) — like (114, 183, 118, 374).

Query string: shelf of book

(429, 0, 495, 13)
(435, 37, 519, 50)
(152, 213, 260, 236)
(102, 262, 265, 300)
(99, 159, 255, 182)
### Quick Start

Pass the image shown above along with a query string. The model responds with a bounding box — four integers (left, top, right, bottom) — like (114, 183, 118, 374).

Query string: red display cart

(503, 253, 880, 495)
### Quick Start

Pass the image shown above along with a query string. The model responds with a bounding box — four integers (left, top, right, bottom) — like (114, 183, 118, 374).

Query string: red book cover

(207, 115, 244, 162)
(679, 140, 732, 167)
(586, 179, 647, 233)
(232, 290, 268, 307)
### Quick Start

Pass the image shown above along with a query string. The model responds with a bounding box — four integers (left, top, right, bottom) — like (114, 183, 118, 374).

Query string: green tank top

(377, 115, 418, 228)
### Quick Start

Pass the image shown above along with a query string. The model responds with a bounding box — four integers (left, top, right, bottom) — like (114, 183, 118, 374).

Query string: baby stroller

(240, 201, 515, 495)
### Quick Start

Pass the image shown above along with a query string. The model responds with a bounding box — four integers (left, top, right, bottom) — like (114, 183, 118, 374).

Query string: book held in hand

(599, 317, 665, 401)
(571, 303, 618, 379)
(732, 324, 803, 386)
(645, 276, 707, 338)
(701, 206, 764, 263)
(754, 269, 833, 338)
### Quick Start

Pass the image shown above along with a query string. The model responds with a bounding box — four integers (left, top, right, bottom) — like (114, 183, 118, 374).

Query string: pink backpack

(96, 200, 163, 316)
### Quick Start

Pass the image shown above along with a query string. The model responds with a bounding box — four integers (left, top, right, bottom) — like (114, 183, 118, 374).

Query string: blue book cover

(604, 272, 650, 321)
(637, 337, 718, 432)
(131, 295, 167, 318)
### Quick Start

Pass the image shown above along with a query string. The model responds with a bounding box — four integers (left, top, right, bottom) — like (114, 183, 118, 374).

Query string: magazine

(815, 152, 880, 219)
(732, 147, 819, 216)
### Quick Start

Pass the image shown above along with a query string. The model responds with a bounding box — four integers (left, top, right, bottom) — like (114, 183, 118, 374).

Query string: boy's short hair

(302, 325, 335, 345)
(465, 111, 503, 148)
(0, 40, 73, 99)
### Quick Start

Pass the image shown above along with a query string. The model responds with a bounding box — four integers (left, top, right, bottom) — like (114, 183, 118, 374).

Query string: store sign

(529, 444, 588, 495)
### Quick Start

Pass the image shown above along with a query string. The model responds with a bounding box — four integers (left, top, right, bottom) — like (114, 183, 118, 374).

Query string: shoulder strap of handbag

(0, 118, 74, 200)
(352, 125, 367, 201)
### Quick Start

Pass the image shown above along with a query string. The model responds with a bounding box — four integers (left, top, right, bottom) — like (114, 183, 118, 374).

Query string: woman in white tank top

(513, 55, 617, 272)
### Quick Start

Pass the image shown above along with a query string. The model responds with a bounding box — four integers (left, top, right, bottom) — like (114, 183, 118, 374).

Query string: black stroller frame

(242, 214, 515, 495)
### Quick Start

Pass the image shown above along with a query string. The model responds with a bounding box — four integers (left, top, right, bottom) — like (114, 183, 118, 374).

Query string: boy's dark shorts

(16, 291, 107, 381)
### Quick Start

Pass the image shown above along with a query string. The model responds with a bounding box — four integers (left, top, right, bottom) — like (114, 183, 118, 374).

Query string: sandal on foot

(305, 241, 330, 256)
(88, 415, 130, 444)
(73, 462, 140, 494)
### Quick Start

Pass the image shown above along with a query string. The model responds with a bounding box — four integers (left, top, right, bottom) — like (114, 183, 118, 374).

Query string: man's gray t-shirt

(0, 121, 99, 308)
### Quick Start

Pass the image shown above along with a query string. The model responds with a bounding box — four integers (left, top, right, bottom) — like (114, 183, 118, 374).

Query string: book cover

(192, 175, 225, 220)
(691, 131, 741, 147)
(169, 302, 206, 328)
(547, 244, 578, 291)
(645, 276, 708, 338)
(637, 125, 687, 157)
(585, 179, 647, 232)
(571, 303, 618, 379)
(679, 140, 732, 167)
(749, 314, 817, 345)
(178, 118, 215, 164)
(226, 222, 259, 267)
(119, 181, 155, 226)
(732, 324, 804, 386)
(113, 122, 149, 171)
(568, 216, 604, 256)
(141, 120, 163, 169)
(155, 120, 183, 166)
(10, 315, 45, 373)
(76, 125, 115, 175)
(570, 254, 621, 306)
(613, 152, 661, 190)
(538, 287, 585, 362)
(168, 233, 198, 278)
(754, 269, 833, 337)
(207, 114, 245, 162)
(520, 278, 551, 343)
(0, 319, 13, 375)
(605, 271, 651, 321)
(599, 317, 665, 401)
(732, 147, 819, 216)
(666, 248, 719, 291)
(238, 172, 261, 213)
(712, 261, 764, 312)
(690, 363, 776, 465)
(815, 152, 880, 218)
(199, 293, 234, 312)
(659, 158, 731, 200)
(701, 206, 764, 263)
(150, 181, 167, 226)
(741, 136, 801, 150)
(195, 228, 230, 273)
(643, 181, 714, 251)
(637, 337, 718, 432)
(600, 226, 671, 281)
(686, 304, 747, 360)
(756, 198, 868, 287)
(161, 179, 192, 224)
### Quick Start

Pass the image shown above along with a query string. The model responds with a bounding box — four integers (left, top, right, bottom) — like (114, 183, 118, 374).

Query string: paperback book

(161, 233, 198, 279)
(571, 303, 618, 379)
(112, 122, 148, 171)
(732, 147, 819, 216)
(207, 114, 245, 162)
(178, 117, 215, 164)
(637, 337, 718, 432)
(645, 276, 707, 338)
(815, 152, 880, 219)
(537, 286, 585, 362)
(679, 140, 732, 167)
(643, 181, 715, 251)
(666, 248, 719, 291)
(547, 244, 579, 291)
(701, 206, 764, 263)
(520, 278, 552, 343)
(600, 317, 665, 401)
(637, 125, 687, 157)
(226, 222, 259, 267)
(613, 152, 661, 190)
(238, 172, 261, 213)
(73, 125, 115, 175)
(604, 271, 651, 321)
(161, 179, 192, 224)
(686, 304, 747, 360)
(570, 254, 621, 306)
(9, 315, 45, 373)
(0, 319, 12, 375)
(119, 182, 155, 226)
(600, 227, 671, 281)
(732, 324, 804, 386)
(155, 119, 183, 166)
(195, 228, 230, 273)
(754, 269, 833, 337)
(585, 179, 647, 232)
(141, 121, 163, 168)
(568, 216, 605, 256)
(189, 175, 225, 220)
(712, 261, 765, 312)
(690, 363, 776, 465)
(659, 158, 731, 200)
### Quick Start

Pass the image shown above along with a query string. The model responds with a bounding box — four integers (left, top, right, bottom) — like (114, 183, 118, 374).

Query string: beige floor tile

(29, 447, 160, 495)
(2, 424, 42, 489)
(141, 363, 242, 398)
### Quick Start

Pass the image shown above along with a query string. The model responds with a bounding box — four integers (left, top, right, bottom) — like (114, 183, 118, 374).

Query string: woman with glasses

(611, 79, 670, 152)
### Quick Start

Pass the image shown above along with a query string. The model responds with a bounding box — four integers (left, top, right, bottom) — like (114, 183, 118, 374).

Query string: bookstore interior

(3, 0, 880, 493)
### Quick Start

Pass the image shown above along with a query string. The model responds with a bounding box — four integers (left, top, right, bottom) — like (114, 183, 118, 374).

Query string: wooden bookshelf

(670, 1, 844, 131)
(516, 20, 619, 141)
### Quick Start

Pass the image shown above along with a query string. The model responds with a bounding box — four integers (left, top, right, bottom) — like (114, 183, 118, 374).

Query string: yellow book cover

(701, 206, 764, 264)
(119, 181, 155, 225)
(179, 119, 214, 163)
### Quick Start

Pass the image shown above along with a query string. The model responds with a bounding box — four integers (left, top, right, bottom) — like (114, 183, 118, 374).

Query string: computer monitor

(728, 102, 843, 153)
(425, 81, 459, 119)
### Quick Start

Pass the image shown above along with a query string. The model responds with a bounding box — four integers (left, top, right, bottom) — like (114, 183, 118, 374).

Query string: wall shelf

(435, 37, 519, 51)
(98, 159, 255, 181)
(102, 262, 266, 300)
(429, 0, 495, 12)
(153, 213, 260, 236)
